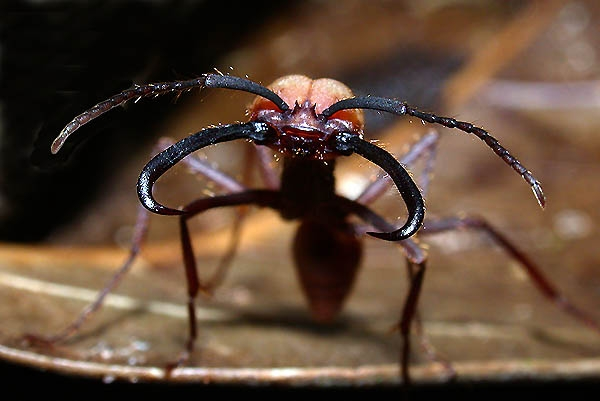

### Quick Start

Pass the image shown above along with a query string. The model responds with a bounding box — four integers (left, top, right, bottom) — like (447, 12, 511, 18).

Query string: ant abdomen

(293, 218, 362, 323)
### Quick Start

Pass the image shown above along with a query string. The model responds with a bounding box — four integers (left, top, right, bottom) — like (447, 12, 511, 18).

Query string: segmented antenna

(322, 97, 546, 209)
(51, 77, 208, 154)
(406, 106, 546, 208)
(51, 73, 289, 154)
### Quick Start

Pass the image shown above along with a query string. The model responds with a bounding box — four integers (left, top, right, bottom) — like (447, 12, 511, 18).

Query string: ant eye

(332, 132, 354, 155)
(249, 122, 278, 145)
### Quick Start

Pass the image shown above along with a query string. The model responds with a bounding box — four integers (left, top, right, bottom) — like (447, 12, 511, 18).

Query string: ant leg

(168, 190, 281, 368)
(420, 216, 600, 333)
(145, 139, 279, 295)
(199, 145, 256, 294)
(335, 196, 436, 383)
(398, 258, 427, 384)
(200, 143, 285, 292)
(173, 211, 200, 367)
(155, 137, 246, 193)
(349, 132, 455, 378)
(403, 259, 456, 381)
(356, 129, 439, 205)
(23, 205, 150, 346)
(255, 145, 280, 190)
(23, 137, 252, 348)
(21, 139, 199, 346)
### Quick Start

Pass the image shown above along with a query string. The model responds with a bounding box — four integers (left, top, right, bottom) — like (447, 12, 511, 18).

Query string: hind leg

(421, 216, 600, 333)
(22, 205, 151, 346)
(23, 139, 253, 347)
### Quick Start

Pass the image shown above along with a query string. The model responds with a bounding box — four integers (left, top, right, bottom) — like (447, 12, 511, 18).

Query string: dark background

(1, 0, 599, 397)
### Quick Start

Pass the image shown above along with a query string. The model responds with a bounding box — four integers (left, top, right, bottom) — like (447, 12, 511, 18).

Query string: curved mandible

(137, 121, 274, 215)
(333, 132, 424, 241)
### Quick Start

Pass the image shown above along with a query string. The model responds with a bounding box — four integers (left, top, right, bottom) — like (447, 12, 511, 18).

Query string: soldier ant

(31, 73, 599, 383)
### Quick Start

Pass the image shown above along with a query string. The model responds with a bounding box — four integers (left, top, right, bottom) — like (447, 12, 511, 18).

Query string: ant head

(249, 75, 364, 160)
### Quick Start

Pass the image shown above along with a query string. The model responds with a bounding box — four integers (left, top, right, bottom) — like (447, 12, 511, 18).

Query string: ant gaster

(40, 73, 599, 383)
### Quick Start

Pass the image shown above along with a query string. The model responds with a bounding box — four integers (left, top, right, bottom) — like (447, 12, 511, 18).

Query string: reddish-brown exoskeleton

(35, 73, 599, 383)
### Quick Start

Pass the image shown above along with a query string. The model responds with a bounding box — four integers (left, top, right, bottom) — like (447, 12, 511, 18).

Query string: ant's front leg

(168, 190, 281, 371)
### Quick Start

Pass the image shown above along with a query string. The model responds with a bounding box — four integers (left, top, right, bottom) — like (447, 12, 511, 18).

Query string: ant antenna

(323, 97, 546, 208)
(51, 74, 288, 154)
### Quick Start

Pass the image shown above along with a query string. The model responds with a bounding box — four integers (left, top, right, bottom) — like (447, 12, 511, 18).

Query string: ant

(30, 73, 600, 383)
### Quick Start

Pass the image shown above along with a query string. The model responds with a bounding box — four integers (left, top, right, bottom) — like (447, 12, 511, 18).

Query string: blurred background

(1, 0, 599, 396)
